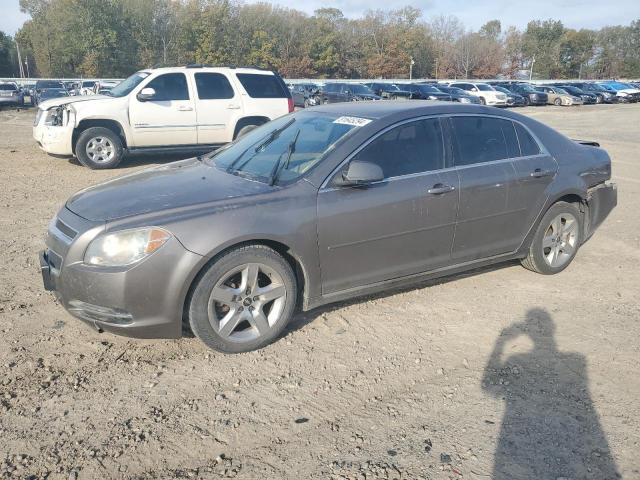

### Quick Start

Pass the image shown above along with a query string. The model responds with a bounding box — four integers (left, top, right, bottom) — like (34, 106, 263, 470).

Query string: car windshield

(0, 84, 17, 91)
(565, 86, 583, 94)
(82, 81, 96, 88)
(208, 112, 363, 184)
(384, 84, 401, 91)
(42, 89, 68, 97)
(518, 85, 539, 93)
(417, 85, 441, 93)
(476, 84, 494, 91)
(108, 72, 149, 97)
(349, 84, 373, 94)
(442, 86, 466, 95)
(555, 87, 569, 95)
(493, 86, 509, 93)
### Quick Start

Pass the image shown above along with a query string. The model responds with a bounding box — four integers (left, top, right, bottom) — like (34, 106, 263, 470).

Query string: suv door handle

(177, 105, 193, 111)
(227, 104, 241, 110)
(530, 168, 554, 178)
(427, 183, 456, 195)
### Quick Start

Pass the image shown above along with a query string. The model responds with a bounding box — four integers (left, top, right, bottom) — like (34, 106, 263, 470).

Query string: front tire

(188, 245, 297, 353)
(554, 98, 562, 106)
(75, 127, 124, 169)
(521, 201, 582, 275)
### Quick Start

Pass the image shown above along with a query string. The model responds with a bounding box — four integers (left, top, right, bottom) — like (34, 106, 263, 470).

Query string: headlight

(84, 227, 172, 267)
(428, 95, 437, 100)
(44, 106, 72, 126)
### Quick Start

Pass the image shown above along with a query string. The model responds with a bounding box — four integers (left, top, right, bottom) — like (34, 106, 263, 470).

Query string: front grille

(55, 218, 77, 239)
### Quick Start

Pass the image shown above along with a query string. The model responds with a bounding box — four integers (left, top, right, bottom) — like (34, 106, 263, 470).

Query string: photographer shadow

(482, 308, 621, 479)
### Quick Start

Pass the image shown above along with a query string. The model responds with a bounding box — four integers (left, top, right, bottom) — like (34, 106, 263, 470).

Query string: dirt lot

(0, 104, 638, 480)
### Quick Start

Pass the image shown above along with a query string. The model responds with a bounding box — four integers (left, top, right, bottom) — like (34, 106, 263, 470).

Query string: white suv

(448, 82, 507, 106)
(33, 65, 294, 169)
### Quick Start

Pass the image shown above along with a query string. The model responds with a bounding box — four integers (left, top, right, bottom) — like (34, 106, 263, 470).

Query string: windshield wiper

(254, 119, 295, 153)
(269, 129, 300, 186)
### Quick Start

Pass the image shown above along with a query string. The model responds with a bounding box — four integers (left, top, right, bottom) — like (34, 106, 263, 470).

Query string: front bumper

(32, 111, 75, 156)
(41, 207, 204, 339)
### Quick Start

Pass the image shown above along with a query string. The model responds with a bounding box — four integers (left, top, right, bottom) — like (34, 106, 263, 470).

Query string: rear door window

(351, 118, 445, 178)
(236, 73, 288, 98)
(451, 116, 520, 165)
(514, 123, 541, 156)
(194, 73, 235, 99)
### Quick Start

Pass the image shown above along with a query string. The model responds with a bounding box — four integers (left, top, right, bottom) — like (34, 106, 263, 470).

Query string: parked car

(92, 80, 120, 95)
(499, 83, 548, 106)
(365, 82, 411, 99)
(287, 83, 319, 108)
(40, 102, 617, 353)
(595, 82, 640, 102)
(320, 83, 380, 104)
(33, 66, 294, 169)
(447, 82, 507, 106)
(434, 85, 482, 104)
(37, 88, 70, 102)
(0, 82, 25, 108)
(33, 80, 65, 106)
(555, 85, 598, 104)
(491, 85, 527, 107)
(567, 82, 617, 103)
(395, 83, 451, 101)
(77, 80, 97, 96)
(537, 86, 583, 106)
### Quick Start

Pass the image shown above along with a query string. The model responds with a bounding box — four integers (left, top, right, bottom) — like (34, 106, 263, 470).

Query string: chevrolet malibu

(41, 102, 617, 353)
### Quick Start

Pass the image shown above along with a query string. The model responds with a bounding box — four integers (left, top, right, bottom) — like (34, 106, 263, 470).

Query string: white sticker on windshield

(333, 116, 372, 127)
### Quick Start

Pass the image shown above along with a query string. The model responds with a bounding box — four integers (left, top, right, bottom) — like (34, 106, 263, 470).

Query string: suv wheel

(75, 127, 124, 169)
(521, 201, 582, 275)
(554, 98, 562, 106)
(188, 245, 297, 353)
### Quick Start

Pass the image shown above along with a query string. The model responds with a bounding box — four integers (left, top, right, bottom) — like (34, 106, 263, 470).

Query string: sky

(1, 0, 639, 36)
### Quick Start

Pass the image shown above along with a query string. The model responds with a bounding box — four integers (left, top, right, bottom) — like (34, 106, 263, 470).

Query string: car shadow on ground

(481, 308, 620, 479)
(285, 260, 519, 335)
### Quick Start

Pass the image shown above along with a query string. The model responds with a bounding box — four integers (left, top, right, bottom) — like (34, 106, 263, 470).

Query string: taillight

(287, 97, 294, 113)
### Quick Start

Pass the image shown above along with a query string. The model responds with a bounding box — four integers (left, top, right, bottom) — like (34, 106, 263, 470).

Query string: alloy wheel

(542, 213, 579, 268)
(207, 263, 287, 343)
(85, 137, 115, 163)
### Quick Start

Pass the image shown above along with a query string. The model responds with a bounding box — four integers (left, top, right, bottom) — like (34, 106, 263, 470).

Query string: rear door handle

(530, 168, 554, 178)
(227, 104, 241, 110)
(177, 105, 193, 111)
(427, 183, 456, 195)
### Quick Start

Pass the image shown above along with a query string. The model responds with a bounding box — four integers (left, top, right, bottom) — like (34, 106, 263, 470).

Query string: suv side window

(236, 73, 288, 98)
(144, 73, 189, 101)
(451, 116, 519, 165)
(351, 118, 444, 178)
(194, 73, 234, 99)
(514, 123, 541, 156)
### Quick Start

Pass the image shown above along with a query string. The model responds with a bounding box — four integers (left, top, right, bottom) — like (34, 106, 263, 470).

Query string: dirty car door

(317, 118, 459, 294)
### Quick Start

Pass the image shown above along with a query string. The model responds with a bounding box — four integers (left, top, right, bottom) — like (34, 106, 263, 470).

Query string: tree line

(1, 0, 639, 80)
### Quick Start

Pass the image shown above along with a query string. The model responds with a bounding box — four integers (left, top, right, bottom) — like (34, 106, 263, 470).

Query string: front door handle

(530, 168, 554, 178)
(227, 104, 241, 110)
(177, 105, 193, 111)
(427, 183, 456, 195)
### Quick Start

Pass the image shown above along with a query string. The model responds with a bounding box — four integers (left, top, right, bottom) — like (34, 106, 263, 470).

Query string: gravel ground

(0, 104, 638, 479)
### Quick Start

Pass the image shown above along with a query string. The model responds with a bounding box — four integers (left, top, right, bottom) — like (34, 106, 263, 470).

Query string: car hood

(66, 157, 273, 221)
(37, 94, 111, 110)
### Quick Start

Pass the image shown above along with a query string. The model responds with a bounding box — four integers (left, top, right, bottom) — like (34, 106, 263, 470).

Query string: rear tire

(188, 245, 297, 353)
(75, 127, 124, 169)
(521, 201, 582, 275)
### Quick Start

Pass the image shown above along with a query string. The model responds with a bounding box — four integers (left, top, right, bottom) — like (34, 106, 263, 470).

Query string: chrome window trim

(320, 112, 548, 191)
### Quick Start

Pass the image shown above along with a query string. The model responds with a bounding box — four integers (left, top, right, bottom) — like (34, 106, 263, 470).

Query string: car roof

(311, 100, 511, 120)
(147, 66, 275, 75)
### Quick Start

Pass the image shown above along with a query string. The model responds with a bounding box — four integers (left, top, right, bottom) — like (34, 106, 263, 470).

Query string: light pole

(529, 55, 535, 81)
(409, 56, 415, 81)
(24, 58, 30, 78)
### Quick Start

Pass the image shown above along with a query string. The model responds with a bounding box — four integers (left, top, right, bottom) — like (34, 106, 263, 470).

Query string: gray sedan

(41, 102, 617, 353)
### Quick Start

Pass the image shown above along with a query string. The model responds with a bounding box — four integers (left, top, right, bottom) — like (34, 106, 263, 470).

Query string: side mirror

(337, 160, 384, 187)
(137, 87, 156, 102)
